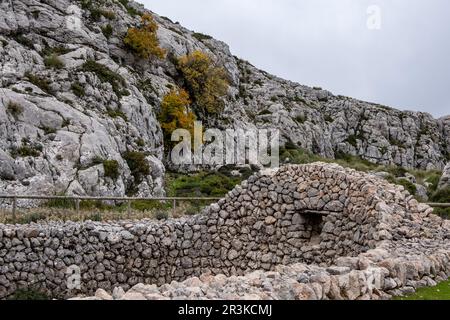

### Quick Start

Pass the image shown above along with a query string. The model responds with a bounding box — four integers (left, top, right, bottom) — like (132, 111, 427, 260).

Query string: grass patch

(11, 144, 42, 158)
(6, 101, 23, 117)
(25, 72, 52, 94)
(44, 54, 64, 69)
(433, 207, 450, 219)
(166, 169, 249, 198)
(41, 46, 71, 57)
(71, 82, 86, 97)
(430, 187, 450, 203)
(192, 32, 212, 42)
(41, 126, 57, 135)
(106, 108, 128, 121)
(7, 288, 50, 300)
(394, 280, 450, 300)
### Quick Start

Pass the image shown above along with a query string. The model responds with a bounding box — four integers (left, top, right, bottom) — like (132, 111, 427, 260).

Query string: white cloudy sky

(141, 0, 450, 118)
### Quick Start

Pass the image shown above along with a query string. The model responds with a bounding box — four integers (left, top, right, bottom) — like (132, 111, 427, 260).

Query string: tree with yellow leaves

(158, 88, 196, 145)
(177, 50, 229, 116)
(124, 13, 165, 59)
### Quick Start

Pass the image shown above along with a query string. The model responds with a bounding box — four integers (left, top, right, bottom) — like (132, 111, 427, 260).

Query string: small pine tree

(158, 88, 196, 145)
(124, 13, 165, 59)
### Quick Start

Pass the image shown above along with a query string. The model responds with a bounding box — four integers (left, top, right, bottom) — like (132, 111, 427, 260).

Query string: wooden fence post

(75, 197, 80, 215)
(12, 196, 17, 224)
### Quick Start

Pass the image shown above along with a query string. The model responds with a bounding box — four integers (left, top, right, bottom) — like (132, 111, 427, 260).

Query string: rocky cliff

(1, 0, 449, 197)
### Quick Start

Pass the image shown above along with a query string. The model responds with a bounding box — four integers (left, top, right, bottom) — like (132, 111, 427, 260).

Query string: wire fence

(0, 195, 222, 223)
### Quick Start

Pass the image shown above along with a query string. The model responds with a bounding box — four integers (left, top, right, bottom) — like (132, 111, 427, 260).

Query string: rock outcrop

(0, 0, 449, 198)
(438, 163, 450, 190)
(1, 163, 449, 299)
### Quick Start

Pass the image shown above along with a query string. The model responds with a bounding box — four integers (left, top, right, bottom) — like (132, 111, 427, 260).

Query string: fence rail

(0, 195, 222, 223)
(0, 195, 449, 224)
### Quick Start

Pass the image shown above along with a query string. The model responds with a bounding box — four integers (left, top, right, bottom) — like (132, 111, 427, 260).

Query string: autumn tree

(158, 88, 196, 145)
(124, 13, 165, 59)
(177, 50, 229, 116)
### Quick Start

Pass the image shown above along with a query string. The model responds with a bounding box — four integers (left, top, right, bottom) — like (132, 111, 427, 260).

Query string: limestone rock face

(1, 0, 449, 198)
(438, 163, 450, 190)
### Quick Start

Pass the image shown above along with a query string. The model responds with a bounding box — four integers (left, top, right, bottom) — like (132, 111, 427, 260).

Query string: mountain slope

(0, 0, 449, 197)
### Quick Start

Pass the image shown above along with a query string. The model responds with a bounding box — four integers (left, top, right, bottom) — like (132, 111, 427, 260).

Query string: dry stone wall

(0, 163, 449, 299)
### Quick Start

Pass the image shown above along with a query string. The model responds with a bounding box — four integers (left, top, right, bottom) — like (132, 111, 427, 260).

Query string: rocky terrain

(0, 0, 449, 199)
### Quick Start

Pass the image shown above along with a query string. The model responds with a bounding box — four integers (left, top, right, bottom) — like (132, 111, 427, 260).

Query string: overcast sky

(142, 0, 450, 118)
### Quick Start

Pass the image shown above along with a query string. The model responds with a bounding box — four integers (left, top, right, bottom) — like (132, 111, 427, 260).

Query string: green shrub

(389, 137, 405, 148)
(62, 118, 71, 127)
(118, 0, 140, 16)
(41, 46, 71, 57)
(433, 207, 450, 219)
(101, 24, 113, 39)
(44, 54, 64, 69)
(396, 179, 417, 195)
(6, 101, 23, 117)
(123, 151, 150, 185)
(131, 200, 168, 212)
(324, 115, 334, 123)
(430, 187, 450, 203)
(31, 10, 40, 19)
(12, 32, 34, 49)
(11, 145, 41, 158)
(295, 115, 306, 124)
(100, 10, 116, 20)
(155, 211, 169, 221)
(424, 173, 442, 195)
(192, 32, 212, 42)
(41, 126, 57, 135)
(258, 109, 272, 116)
(82, 60, 126, 98)
(25, 72, 52, 94)
(103, 160, 120, 179)
(284, 139, 298, 150)
(136, 138, 145, 147)
(86, 212, 103, 221)
(106, 108, 128, 121)
(346, 135, 358, 148)
(387, 166, 408, 178)
(71, 82, 86, 97)
(166, 171, 243, 198)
